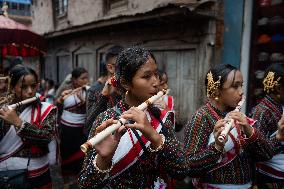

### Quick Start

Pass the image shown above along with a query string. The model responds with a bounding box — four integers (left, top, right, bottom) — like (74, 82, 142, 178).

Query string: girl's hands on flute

(0, 107, 22, 127)
(213, 119, 227, 151)
(121, 107, 162, 150)
(228, 111, 253, 138)
(61, 89, 73, 97)
(94, 118, 125, 170)
(75, 89, 85, 103)
(57, 89, 73, 103)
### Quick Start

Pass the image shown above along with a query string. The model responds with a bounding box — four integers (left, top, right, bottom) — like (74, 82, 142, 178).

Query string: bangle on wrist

(245, 127, 255, 139)
(148, 134, 165, 153)
(93, 154, 113, 173)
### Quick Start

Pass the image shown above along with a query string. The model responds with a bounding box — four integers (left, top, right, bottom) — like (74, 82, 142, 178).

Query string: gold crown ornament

(206, 71, 221, 98)
(263, 71, 281, 93)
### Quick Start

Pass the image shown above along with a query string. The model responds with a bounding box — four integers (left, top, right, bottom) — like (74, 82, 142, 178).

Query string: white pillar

(240, 0, 253, 113)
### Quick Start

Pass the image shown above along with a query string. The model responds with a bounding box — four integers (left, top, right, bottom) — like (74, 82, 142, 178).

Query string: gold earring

(125, 90, 129, 96)
(277, 94, 281, 99)
(215, 97, 219, 101)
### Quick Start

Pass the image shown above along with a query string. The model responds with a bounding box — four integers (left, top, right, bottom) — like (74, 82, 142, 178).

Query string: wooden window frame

(54, 0, 68, 18)
(104, 0, 128, 15)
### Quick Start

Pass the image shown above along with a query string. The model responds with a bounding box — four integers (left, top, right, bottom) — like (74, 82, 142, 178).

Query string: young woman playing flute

(56, 67, 89, 187)
(250, 63, 284, 189)
(184, 64, 274, 189)
(79, 47, 197, 189)
(0, 66, 56, 189)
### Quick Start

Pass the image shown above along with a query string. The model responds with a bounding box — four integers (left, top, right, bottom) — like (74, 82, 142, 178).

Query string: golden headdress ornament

(0, 75, 13, 107)
(263, 71, 281, 93)
(0, 75, 11, 93)
(206, 71, 221, 98)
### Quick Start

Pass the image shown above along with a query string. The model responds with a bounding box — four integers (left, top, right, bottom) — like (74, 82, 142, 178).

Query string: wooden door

(76, 53, 95, 84)
(57, 55, 72, 83)
(152, 50, 197, 123)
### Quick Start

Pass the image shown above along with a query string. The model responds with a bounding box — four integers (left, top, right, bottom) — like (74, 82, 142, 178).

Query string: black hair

(9, 66, 41, 111)
(46, 79, 55, 88)
(9, 65, 38, 88)
(115, 46, 156, 93)
(105, 45, 124, 63)
(264, 63, 284, 93)
(71, 67, 88, 79)
(99, 61, 108, 77)
(205, 64, 238, 92)
(115, 47, 167, 135)
(157, 69, 167, 81)
(9, 57, 22, 71)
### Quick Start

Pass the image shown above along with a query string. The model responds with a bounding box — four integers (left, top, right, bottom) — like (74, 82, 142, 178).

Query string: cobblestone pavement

(50, 165, 79, 189)
(50, 165, 192, 189)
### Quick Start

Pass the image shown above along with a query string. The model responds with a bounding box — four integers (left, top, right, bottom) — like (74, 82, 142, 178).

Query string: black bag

(0, 169, 30, 189)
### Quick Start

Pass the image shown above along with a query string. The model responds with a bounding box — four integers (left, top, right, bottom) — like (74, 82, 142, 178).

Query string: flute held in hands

(217, 97, 245, 143)
(8, 96, 39, 110)
(62, 85, 90, 100)
(80, 89, 168, 153)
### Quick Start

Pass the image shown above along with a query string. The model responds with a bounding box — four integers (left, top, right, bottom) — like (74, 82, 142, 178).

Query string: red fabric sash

(257, 162, 284, 179)
(111, 110, 170, 177)
(167, 96, 174, 111)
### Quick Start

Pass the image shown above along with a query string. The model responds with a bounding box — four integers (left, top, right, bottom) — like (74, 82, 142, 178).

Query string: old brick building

(31, 0, 222, 125)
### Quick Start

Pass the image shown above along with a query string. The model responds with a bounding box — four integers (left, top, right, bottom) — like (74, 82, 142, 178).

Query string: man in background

(84, 46, 123, 135)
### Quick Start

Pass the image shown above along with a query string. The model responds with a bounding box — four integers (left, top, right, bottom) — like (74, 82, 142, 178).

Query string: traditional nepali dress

(162, 95, 174, 111)
(250, 95, 284, 188)
(0, 100, 56, 188)
(184, 102, 273, 189)
(58, 88, 87, 173)
(79, 99, 189, 189)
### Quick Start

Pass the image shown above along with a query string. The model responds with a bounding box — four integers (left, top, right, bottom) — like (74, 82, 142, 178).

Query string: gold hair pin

(263, 71, 281, 93)
(0, 75, 11, 93)
(206, 71, 221, 98)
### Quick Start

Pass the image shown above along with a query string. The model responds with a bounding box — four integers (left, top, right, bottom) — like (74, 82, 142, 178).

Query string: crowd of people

(1, 46, 284, 189)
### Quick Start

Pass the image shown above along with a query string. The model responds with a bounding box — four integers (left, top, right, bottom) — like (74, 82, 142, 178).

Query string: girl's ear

(120, 78, 130, 92)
